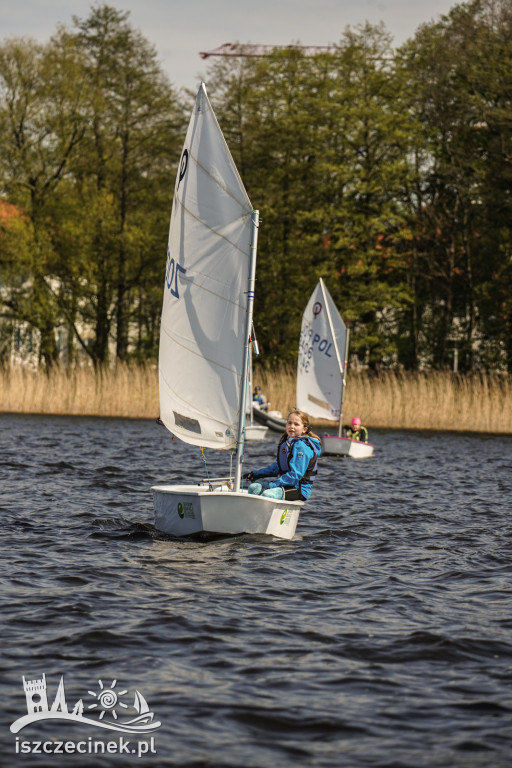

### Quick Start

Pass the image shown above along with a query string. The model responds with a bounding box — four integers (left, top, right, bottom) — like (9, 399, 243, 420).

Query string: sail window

(173, 411, 201, 434)
(308, 394, 331, 410)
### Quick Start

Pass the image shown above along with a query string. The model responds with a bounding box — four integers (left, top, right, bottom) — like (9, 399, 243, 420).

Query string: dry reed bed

(0, 365, 511, 434)
(0, 365, 159, 419)
(257, 366, 512, 434)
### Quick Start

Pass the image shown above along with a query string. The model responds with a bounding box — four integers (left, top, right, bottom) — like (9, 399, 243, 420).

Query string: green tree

(207, 26, 413, 368)
(67, 4, 185, 365)
(469, 0, 512, 370)
(0, 7, 185, 369)
(0, 35, 87, 367)
(399, 0, 512, 371)
(324, 25, 413, 369)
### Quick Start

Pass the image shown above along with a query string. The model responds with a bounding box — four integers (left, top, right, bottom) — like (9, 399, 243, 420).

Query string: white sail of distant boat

(297, 278, 348, 422)
(296, 279, 374, 458)
(151, 83, 304, 538)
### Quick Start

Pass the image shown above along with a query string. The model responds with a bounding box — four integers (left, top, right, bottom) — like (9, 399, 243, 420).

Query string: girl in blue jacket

(244, 409, 321, 501)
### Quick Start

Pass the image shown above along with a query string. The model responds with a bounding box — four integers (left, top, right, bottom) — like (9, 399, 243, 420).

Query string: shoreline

(1, 410, 511, 436)
(1, 365, 511, 435)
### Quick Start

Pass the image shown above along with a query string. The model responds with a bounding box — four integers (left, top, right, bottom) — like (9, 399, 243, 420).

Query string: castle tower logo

(23, 674, 49, 714)
(11, 674, 161, 735)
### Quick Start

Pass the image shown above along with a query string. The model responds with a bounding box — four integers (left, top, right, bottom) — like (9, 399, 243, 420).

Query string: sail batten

(176, 196, 254, 251)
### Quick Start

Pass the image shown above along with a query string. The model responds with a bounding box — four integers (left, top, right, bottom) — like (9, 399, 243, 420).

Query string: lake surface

(1, 414, 511, 767)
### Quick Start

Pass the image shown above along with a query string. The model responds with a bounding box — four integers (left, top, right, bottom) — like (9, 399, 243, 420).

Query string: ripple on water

(1, 416, 511, 767)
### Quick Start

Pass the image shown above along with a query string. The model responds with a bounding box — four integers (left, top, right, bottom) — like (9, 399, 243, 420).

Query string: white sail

(133, 691, 150, 715)
(296, 279, 347, 420)
(159, 83, 254, 450)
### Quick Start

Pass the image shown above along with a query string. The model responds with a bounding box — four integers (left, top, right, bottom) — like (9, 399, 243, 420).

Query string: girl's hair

(284, 409, 321, 442)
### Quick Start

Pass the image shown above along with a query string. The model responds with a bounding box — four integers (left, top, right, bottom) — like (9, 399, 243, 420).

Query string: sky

(2, 0, 458, 94)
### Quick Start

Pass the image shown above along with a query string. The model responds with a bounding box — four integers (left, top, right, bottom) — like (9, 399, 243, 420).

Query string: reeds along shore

(0, 364, 511, 434)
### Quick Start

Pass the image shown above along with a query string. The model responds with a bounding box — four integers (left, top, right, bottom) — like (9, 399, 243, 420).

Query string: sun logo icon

(87, 679, 129, 721)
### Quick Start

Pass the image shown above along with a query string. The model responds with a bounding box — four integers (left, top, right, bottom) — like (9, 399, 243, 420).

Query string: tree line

(0, 0, 511, 372)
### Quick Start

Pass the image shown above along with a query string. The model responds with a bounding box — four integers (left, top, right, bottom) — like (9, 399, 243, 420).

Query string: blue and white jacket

(251, 434, 321, 500)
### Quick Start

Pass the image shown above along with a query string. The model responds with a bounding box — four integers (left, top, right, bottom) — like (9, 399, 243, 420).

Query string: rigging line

(200, 447, 213, 491)
(250, 322, 260, 356)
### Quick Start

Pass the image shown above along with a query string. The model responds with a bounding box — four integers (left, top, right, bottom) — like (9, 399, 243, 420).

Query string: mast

(248, 346, 254, 427)
(234, 209, 259, 491)
(318, 278, 345, 433)
(338, 327, 350, 437)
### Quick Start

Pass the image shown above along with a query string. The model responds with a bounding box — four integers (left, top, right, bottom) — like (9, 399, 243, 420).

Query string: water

(1, 413, 511, 767)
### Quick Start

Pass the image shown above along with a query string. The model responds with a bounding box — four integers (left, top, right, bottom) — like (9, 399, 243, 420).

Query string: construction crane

(199, 42, 337, 59)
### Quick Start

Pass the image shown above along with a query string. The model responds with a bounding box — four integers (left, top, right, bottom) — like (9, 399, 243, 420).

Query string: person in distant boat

(343, 417, 369, 443)
(252, 385, 268, 412)
(243, 409, 321, 501)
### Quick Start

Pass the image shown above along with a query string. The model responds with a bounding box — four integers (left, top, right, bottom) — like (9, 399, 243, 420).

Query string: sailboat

(123, 691, 156, 726)
(296, 279, 374, 458)
(151, 83, 304, 539)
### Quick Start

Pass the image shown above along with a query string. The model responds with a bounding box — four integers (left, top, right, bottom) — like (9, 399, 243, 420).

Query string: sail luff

(319, 278, 344, 375)
(338, 327, 350, 437)
(319, 277, 346, 432)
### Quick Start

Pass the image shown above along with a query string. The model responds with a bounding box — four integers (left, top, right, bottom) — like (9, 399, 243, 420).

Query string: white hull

(252, 407, 287, 433)
(245, 423, 268, 441)
(321, 435, 374, 459)
(152, 484, 303, 540)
